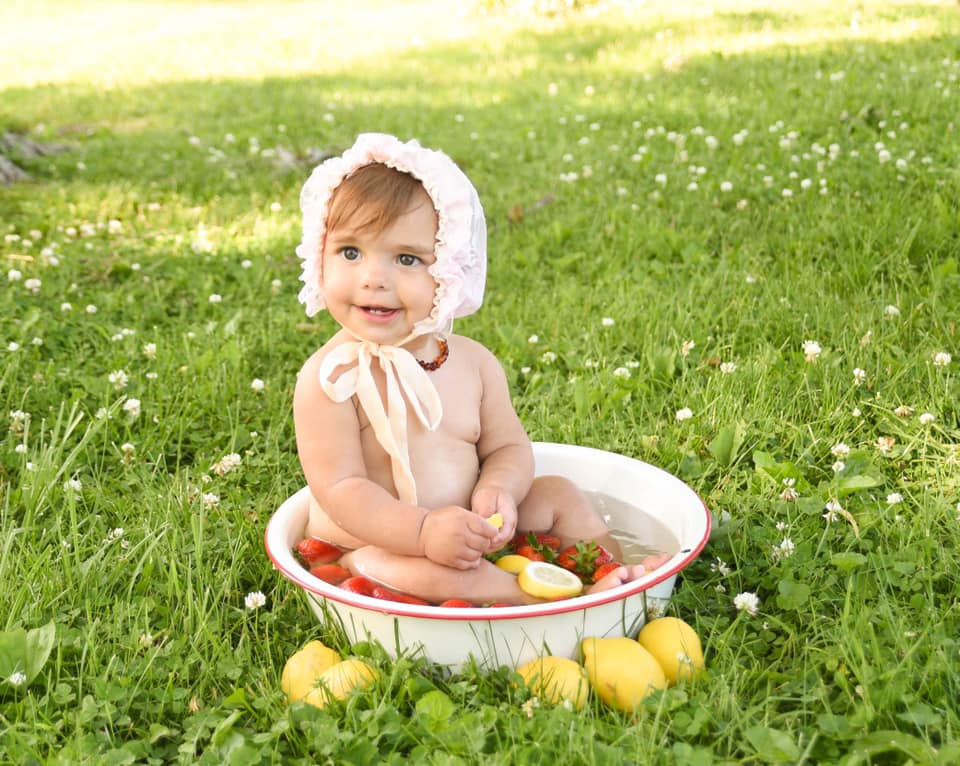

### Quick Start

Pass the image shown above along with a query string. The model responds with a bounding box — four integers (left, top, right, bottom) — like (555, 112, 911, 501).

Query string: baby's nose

(361, 258, 389, 288)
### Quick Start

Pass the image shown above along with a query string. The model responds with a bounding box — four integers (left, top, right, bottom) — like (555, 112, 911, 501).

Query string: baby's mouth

(361, 305, 399, 316)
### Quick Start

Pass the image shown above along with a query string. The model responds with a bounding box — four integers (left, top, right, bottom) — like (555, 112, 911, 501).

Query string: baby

(293, 133, 668, 604)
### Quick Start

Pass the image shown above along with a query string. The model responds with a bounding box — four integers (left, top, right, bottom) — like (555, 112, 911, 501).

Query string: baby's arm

(294, 348, 495, 568)
(470, 343, 535, 547)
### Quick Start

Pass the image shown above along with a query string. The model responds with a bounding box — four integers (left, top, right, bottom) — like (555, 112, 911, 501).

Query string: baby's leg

(339, 546, 538, 605)
(517, 475, 671, 589)
(516, 475, 623, 556)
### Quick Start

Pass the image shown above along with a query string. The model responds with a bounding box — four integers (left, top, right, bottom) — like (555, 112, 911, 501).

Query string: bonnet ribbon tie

(317, 339, 442, 505)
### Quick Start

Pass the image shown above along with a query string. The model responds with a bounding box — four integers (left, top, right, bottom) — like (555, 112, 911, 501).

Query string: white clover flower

(719, 361, 737, 374)
(65, 477, 83, 493)
(208, 294, 222, 304)
(734, 592, 760, 616)
(24, 278, 42, 294)
(720, 181, 733, 192)
(250, 378, 265, 392)
(681, 339, 695, 357)
(933, 351, 952, 367)
(711, 558, 732, 576)
(612, 367, 631, 379)
(121, 442, 135, 454)
(824, 499, 843, 522)
(601, 317, 615, 327)
(878, 149, 891, 163)
(7, 671, 27, 687)
(269, 202, 282, 213)
(655, 173, 667, 186)
(540, 351, 557, 364)
(7, 269, 23, 281)
(853, 368, 867, 385)
(777, 538, 795, 558)
(737, 199, 749, 210)
(875, 436, 896, 454)
(60, 302, 73, 312)
(241, 259, 252, 269)
(85, 304, 98, 314)
(107, 219, 123, 234)
(15, 443, 26, 454)
(919, 412, 935, 425)
(527, 335, 539, 344)
(143, 342, 157, 359)
(7, 342, 19, 352)
(202, 492, 220, 508)
(212, 453, 242, 476)
(675, 407, 693, 422)
(887, 493, 904, 505)
(779, 478, 798, 502)
(894, 405, 914, 417)
(245, 591, 267, 610)
(831, 443, 850, 458)
(108, 370, 129, 390)
(802, 339, 821, 362)
(123, 398, 141, 418)
(832, 461, 845, 473)
(775, 521, 788, 532)
(139, 632, 155, 648)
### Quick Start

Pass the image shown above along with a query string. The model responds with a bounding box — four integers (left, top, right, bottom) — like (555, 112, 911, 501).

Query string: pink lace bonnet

(296, 132, 487, 338)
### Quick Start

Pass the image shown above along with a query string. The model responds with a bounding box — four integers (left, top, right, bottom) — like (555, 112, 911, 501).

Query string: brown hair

(325, 163, 431, 237)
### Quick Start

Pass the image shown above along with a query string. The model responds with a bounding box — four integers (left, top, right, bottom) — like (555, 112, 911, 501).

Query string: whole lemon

(281, 640, 342, 703)
(581, 637, 666, 713)
(302, 658, 379, 709)
(637, 617, 704, 685)
(516, 655, 589, 710)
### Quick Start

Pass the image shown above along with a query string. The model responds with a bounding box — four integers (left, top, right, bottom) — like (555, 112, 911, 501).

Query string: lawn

(2, 0, 959, 762)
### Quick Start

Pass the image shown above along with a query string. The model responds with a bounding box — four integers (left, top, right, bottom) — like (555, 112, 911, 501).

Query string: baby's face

(322, 188, 439, 346)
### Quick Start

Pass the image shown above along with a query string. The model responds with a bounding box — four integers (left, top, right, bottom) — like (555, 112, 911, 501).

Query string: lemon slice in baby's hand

(518, 562, 584, 600)
(495, 554, 531, 574)
(486, 513, 504, 529)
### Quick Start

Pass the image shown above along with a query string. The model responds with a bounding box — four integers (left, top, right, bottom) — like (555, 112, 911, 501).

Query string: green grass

(2, 0, 960, 762)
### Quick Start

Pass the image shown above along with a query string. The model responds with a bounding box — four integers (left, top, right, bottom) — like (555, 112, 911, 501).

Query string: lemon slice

(486, 513, 504, 529)
(495, 554, 531, 574)
(517, 561, 583, 600)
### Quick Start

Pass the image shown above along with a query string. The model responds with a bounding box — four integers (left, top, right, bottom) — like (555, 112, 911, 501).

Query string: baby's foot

(586, 553, 673, 594)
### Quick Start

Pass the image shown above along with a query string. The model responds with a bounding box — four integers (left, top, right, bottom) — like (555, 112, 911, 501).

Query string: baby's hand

(418, 505, 498, 570)
(471, 486, 518, 551)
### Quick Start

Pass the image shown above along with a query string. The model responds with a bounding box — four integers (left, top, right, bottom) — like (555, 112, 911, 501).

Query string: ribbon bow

(317, 339, 443, 505)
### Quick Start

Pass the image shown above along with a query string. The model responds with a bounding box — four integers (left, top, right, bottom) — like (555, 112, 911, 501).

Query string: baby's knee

(530, 474, 584, 501)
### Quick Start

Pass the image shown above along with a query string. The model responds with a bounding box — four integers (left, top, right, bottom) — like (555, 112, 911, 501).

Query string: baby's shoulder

(296, 331, 351, 387)
(448, 334, 500, 368)
(448, 333, 496, 359)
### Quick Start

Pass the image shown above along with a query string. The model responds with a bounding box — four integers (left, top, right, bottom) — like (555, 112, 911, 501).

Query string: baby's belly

(306, 438, 481, 548)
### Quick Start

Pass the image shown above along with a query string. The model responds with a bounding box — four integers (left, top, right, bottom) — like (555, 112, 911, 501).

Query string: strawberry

(438, 599, 475, 608)
(557, 541, 614, 579)
(309, 563, 351, 585)
(487, 602, 514, 608)
(370, 586, 432, 606)
(531, 533, 562, 551)
(339, 576, 378, 597)
(515, 544, 546, 562)
(295, 538, 343, 566)
(591, 561, 624, 583)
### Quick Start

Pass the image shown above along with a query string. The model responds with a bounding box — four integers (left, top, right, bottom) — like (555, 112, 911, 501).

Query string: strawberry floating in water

(296, 538, 343, 566)
(338, 576, 378, 597)
(309, 563, 352, 585)
(370, 586, 432, 606)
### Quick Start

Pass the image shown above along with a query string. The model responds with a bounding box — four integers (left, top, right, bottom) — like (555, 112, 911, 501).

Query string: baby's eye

(340, 246, 360, 261)
(397, 253, 421, 267)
